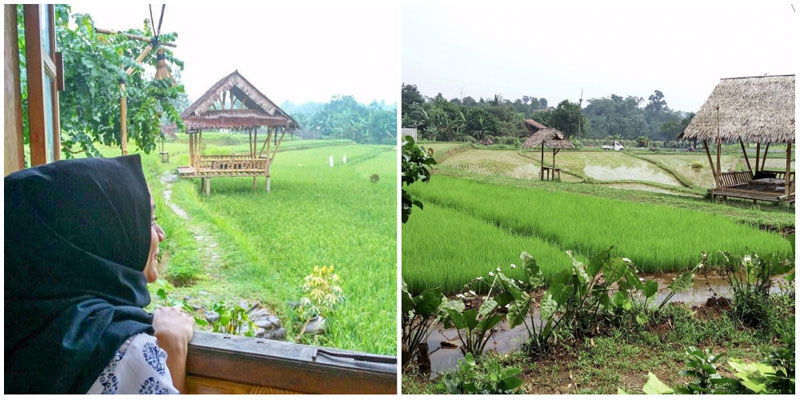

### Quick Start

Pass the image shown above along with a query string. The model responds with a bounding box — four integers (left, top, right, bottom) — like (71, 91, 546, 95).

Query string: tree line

(288, 96, 397, 145)
(402, 83, 694, 144)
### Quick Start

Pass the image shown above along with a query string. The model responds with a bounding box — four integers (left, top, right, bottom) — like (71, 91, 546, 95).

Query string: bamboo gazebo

(521, 126, 574, 180)
(679, 74, 794, 204)
(177, 70, 299, 195)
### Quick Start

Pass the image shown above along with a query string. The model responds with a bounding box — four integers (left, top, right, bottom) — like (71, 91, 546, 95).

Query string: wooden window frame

(24, 4, 62, 166)
(4, 5, 25, 175)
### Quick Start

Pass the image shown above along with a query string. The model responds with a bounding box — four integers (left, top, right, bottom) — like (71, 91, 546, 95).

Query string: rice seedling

(402, 202, 575, 294)
(407, 176, 791, 275)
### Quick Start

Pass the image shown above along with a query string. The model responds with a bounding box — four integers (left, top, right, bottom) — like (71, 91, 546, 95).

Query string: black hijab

(5, 155, 155, 393)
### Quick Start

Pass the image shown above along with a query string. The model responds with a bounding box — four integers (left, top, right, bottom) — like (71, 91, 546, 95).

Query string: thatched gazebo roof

(524, 119, 547, 132)
(521, 127, 575, 149)
(679, 74, 795, 144)
(181, 70, 299, 132)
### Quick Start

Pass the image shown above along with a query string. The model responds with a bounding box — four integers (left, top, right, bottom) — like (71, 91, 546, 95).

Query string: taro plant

(439, 353, 524, 394)
(717, 251, 793, 327)
(401, 280, 445, 368)
(641, 343, 796, 395)
(439, 267, 516, 358)
(149, 278, 207, 327)
(209, 301, 256, 337)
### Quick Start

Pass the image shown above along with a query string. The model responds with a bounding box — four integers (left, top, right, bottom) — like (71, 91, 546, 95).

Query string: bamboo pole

(716, 140, 721, 176)
(761, 143, 770, 172)
(540, 142, 544, 180)
(755, 143, 760, 174)
(259, 128, 272, 158)
(704, 140, 721, 189)
(271, 129, 287, 161)
(738, 139, 752, 174)
(785, 142, 792, 197)
(95, 28, 176, 46)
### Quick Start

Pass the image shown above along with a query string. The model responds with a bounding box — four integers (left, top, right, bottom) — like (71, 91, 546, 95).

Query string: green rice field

(95, 133, 397, 355)
(403, 175, 791, 294)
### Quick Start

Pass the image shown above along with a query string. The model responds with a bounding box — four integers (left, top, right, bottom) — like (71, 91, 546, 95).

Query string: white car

(602, 141, 625, 151)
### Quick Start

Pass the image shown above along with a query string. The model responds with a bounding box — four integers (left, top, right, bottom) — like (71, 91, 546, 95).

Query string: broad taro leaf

(612, 291, 632, 310)
(463, 308, 479, 331)
(501, 377, 524, 392)
(669, 271, 695, 293)
(643, 280, 659, 299)
(479, 298, 499, 318)
(568, 251, 590, 285)
(587, 246, 612, 277)
(643, 373, 674, 394)
(478, 313, 504, 332)
(415, 288, 444, 318)
(540, 292, 559, 320)
(548, 278, 569, 306)
(635, 312, 648, 325)
(506, 293, 531, 328)
(605, 256, 628, 284)
(497, 273, 522, 298)
(521, 252, 545, 288)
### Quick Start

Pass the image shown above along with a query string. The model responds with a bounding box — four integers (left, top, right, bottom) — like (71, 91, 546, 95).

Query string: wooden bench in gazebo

(178, 70, 299, 195)
(679, 74, 794, 204)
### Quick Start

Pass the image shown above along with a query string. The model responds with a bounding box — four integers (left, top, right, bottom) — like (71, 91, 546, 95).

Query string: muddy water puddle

(584, 164, 680, 185)
(425, 272, 788, 375)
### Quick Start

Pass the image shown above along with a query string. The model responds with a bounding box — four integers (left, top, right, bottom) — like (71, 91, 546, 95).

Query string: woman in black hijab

(5, 155, 193, 394)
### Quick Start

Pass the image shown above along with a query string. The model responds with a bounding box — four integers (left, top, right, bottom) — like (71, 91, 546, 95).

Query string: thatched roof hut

(680, 74, 794, 144)
(679, 74, 795, 203)
(521, 127, 573, 181)
(524, 119, 547, 135)
(521, 127, 574, 150)
(181, 70, 299, 132)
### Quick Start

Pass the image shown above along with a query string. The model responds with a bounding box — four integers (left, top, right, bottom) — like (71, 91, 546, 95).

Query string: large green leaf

(643, 372, 674, 394)
(668, 271, 695, 293)
(540, 292, 559, 320)
(643, 280, 659, 299)
(414, 288, 444, 317)
(478, 299, 498, 318)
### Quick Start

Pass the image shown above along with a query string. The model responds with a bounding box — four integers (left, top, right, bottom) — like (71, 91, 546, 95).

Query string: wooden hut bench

(717, 171, 753, 188)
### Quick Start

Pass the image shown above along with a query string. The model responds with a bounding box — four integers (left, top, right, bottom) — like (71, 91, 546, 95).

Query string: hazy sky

(70, 2, 399, 105)
(403, 1, 796, 112)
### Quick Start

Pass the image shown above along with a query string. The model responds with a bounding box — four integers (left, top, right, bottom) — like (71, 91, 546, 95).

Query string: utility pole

(577, 89, 583, 140)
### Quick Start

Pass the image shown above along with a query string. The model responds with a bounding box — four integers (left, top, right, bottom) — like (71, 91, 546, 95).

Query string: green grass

(406, 176, 791, 277)
(402, 202, 575, 294)
(91, 135, 397, 355)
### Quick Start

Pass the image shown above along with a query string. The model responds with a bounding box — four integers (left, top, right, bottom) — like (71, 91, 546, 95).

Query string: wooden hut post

(785, 142, 792, 197)
(760, 143, 770, 172)
(704, 140, 721, 192)
(738, 139, 752, 174)
(540, 142, 544, 180)
(755, 143, 760, 174)
(716, 139, 721, 175)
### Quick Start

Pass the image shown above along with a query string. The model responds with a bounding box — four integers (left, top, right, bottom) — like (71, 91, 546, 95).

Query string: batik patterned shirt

(86, 333, 179, 394)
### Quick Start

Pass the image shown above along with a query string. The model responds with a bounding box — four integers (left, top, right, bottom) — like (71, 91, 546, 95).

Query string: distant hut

(177, 70, 299, 195)
(524, 119, 547, 135)
(679, 74, 794, 203)
(521, 127, 574, 180)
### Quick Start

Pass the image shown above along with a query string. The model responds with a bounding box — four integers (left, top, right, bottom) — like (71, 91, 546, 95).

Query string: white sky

(69, 1, 400, 105)
(403, 0, 796, 112)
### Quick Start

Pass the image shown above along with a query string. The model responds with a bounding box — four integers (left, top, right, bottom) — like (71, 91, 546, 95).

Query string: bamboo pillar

(738, 139, 752, 174)
(755, 143, 760, 174)
(761, 143, 770, 172)
(540, 142, 544, 181)
(704, 140, 721, 190)
(716, 140, 721, 175)
(785, 142, 792, 197)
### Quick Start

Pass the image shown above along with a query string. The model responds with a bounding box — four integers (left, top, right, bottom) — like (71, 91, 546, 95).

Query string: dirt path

(161, 173, 222, 275)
